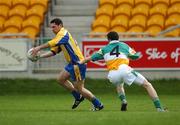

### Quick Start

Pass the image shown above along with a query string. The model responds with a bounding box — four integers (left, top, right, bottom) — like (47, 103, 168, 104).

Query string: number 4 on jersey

(110, 46, 120, 57)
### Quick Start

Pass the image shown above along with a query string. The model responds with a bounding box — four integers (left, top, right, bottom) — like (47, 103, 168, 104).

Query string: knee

(75, 86, 83, 92)
(142, 80, 152, 89)
(57, 77, 65, 85)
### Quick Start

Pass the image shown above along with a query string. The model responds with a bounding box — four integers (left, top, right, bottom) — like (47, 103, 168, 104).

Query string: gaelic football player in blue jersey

(80, 31, 166, 112)
(30, 18, 103, 111)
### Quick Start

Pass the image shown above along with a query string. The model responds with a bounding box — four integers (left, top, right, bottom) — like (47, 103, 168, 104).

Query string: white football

(27, 48, 40, 62)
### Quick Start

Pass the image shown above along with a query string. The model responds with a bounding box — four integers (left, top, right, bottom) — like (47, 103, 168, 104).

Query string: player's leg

(116, 84, 128, 111)
(141, 79, 165, 112)
(74, 80, 104, 111)
(57, 70, 74, 91)
(71, 63, 103, 111)
(57, 69, 83, 109)
(118, 65, 165, 111)
(108, 64, 128, 111)
(132, 71, 165, 112)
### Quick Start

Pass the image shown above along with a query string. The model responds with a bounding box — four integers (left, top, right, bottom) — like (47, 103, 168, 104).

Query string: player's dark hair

(50, 18, 63, 26)
(107, 31, 119, 41)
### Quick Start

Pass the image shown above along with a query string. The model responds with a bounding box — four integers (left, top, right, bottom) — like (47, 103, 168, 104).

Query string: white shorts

(107, 64, 146, 86)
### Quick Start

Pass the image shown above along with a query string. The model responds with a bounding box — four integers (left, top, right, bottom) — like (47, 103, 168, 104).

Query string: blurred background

(0, 0, 180, 79)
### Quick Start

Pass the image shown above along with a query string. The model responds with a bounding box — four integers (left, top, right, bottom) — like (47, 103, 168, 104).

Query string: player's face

(50, 23, 61, 34)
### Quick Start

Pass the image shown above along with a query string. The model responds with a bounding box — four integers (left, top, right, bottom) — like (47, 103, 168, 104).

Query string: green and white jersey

(91, 40, 140, 70)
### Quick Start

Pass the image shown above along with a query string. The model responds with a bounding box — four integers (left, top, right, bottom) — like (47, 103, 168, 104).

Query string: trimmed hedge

(0, 78, 179, 95)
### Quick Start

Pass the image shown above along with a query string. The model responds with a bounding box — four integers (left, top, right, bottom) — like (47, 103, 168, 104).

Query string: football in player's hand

(27, 48, 40, 62)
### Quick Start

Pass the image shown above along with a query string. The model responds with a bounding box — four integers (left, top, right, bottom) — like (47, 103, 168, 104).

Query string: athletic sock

(71, 90, 81, 100)
(153, 97, 163, 109)
(118, 92, 127, 104)
(92, 97, 102, 107)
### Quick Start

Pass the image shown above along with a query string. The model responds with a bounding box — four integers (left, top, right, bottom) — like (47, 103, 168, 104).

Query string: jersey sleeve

(48, 36, 61, 47)
(91, 49, 104, 61)
(127, 47, 140, 60)
(51, 46, 62, 55)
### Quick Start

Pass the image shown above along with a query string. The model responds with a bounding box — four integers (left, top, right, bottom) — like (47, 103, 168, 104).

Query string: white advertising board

(0, 39, 28, 71)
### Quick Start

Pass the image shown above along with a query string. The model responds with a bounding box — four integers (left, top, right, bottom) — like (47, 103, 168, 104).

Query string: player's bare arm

(31, 43, 49, 56)
(79, 56, 92, 64)
(39, 51, 54, 58)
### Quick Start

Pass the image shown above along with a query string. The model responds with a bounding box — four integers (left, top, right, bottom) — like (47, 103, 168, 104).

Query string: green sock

(153, 98, 162, 109)
(118, 93, 127, 104)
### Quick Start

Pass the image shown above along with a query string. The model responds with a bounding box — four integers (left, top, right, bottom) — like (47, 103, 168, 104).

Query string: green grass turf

(0, 78, 180, 125)
(0, 94, 179, 125)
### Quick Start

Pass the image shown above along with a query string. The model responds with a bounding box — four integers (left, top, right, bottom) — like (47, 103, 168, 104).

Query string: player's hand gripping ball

(27, 48, 40, 62)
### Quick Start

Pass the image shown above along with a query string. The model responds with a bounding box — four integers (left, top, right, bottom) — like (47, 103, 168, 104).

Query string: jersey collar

(109, 40, 119, 44)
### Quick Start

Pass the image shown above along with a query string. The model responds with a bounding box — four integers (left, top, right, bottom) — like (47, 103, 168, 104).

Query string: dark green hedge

(0, 78, 179, 95)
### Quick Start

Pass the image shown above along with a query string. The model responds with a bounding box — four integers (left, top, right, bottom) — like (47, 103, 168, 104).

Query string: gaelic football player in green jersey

(80, 31, 166, 112)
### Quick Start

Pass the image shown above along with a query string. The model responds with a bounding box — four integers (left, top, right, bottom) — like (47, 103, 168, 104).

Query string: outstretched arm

(80, 48, 104, 64)
(79, 56, 92, 64)
(128, 52, 142, 60)
(39, 51, 54, 58)
(28, 50, 54, 62)
(31, 43, 49, 56)
(28, 43, 56, 62)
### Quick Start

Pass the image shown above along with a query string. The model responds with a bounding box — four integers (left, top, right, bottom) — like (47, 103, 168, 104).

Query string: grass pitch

(0, 78, 180, 125)
(0, 94, 180, 125)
